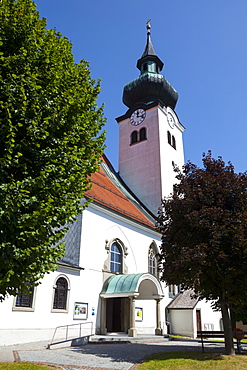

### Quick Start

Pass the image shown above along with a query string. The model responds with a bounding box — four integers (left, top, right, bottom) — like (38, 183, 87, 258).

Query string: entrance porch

(100, 273, 164, 337)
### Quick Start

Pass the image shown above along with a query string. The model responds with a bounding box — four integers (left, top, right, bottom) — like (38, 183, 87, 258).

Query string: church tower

(116, 22, 185, 216)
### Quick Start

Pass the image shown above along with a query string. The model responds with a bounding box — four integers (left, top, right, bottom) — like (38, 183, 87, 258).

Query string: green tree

(0, 0, 105, 300)
(157, 152, 247, 355)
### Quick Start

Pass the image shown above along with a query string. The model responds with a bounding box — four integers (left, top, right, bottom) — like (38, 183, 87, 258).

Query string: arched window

(167, 131, 171, 145)
(148, 242, 159, 277)
(149, 249, 156, 275)
(53, 277, 69, 310)
(104, 238, 128, 274)
(140, 127, 147, 141)
(172, 135, 176, 150)
(110, 242, 122, 273)
(130, 131, 138, 145)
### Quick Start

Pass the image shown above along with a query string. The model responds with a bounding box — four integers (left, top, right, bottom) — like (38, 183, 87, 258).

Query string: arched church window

(130, 131, 138, 145)
(140, 127, 147, 141)
(172, 135, 176, 150)
(167, 131, 171, 145)
(53, 276, 69, 311)
(148, 242, 159, 277)
(143, 63, 147, 72)
(104, 239, 128, 274)
(110, 242, 122, 273)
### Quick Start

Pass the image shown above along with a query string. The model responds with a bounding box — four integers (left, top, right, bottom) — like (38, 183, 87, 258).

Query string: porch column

(100, 297, 107, 335)
(155, 298, 162, 335)
(128, 296, 137, 337)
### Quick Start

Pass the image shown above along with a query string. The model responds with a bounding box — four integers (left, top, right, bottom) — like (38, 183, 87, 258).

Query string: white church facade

(0, 25, 222, 346)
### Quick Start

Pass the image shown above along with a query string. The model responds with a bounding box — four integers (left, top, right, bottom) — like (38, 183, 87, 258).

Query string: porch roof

(167, 289, 198, 309)
(100, 273, 164, 299)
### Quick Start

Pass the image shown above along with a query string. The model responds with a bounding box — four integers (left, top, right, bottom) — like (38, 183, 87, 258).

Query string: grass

(138, 352, 247, 370)
(0, 364, 61, 370)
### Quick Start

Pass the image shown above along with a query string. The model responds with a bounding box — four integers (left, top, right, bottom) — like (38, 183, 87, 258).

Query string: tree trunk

(220, 300, 235, 355)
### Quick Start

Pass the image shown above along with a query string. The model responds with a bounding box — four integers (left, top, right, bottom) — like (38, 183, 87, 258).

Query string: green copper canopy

(101, 274, 143, 295)
(122, 25, 178, 109)
(100, 273, 164, 299)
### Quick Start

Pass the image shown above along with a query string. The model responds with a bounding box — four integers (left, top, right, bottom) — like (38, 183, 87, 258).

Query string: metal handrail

(47, 321, 93, 348)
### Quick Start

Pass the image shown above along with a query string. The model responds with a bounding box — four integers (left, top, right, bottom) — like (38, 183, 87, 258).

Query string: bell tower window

(172, 135, 176, 150)
(130, 128, 147, 145)
(131, 131, 138, 144)
(140, 127, 147, 141)
(167, 131, 171, 145)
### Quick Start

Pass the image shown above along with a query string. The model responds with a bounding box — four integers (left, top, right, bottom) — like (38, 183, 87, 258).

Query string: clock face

(167, 113, 175, 128)
(130, 108, 146, 126)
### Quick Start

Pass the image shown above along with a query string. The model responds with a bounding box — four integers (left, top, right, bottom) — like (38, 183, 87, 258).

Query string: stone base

(100, 327, 107, 335)
(155, 328, 163, 335)
(128, 328, 137, 337)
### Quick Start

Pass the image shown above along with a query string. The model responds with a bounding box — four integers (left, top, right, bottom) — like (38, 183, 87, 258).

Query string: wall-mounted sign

(135, 307, 143, 322)
(74, 302, 88, 320)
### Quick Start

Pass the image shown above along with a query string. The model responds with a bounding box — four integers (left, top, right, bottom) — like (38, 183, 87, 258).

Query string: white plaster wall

(0, 266, 96, 345)
(167, 300, 222, 339)
(80, 205, 162, 275)
(158, 106, 184, 199)
(0, 203, 166, 345)
(135, 299, 156, 334)
(0, 199, 224, 345)
(169, 310, 194, 337)
(80, 204, 168, 334)
(195, 300, 222, 333)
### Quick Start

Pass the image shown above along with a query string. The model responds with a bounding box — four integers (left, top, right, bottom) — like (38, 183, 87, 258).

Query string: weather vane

(146, 19, 151, 30)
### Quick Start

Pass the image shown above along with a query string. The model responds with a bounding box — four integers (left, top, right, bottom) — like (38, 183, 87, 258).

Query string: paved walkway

(0, 338, 226, 369)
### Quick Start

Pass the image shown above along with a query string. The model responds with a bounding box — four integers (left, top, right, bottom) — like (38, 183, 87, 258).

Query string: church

(0, 24, 222, 346)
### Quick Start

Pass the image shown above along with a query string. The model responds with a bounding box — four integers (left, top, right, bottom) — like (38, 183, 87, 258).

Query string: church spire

(137, 20, 164, 73)
(122, 22, 178, 109)
(141, 20, 156, 57)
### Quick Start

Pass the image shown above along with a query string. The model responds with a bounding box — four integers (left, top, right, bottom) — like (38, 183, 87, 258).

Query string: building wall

(119, 106, 162, 215)
(0, 202, 166, 345)
(158, 106, 184, 199)
(168, 300, 222, 338)
(168, 309, 194, 337)
(0, 201, 223, 345)
(195, 300, 222, 333)
(119, 105, 184, 215)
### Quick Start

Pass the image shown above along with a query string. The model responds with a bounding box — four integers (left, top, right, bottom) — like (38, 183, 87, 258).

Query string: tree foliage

(157, 152, 247, 354)
(0, 0, 106, 300)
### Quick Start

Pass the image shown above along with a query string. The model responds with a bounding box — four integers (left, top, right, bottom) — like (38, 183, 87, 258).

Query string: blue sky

(35, 0, 247, 173)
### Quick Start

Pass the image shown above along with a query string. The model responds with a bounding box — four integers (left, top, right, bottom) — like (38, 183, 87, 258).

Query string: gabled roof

(167, 290, 198, 310)
(85, 155, 157, 230)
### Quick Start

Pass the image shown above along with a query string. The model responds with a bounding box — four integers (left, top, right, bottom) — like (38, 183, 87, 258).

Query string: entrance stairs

(90, 334, 171, 344)
(47, 321, 171, 349)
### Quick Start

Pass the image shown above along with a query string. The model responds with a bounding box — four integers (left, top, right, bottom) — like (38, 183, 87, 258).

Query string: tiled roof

(167, 290, 198, 309)
(85, 155, 157, 230)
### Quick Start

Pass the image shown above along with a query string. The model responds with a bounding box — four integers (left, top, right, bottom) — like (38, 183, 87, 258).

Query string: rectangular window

(13, 286, 35, 311)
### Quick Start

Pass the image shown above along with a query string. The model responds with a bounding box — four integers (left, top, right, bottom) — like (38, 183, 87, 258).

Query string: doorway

(196, 310, 202, 332)
(106, 298, 128, 333)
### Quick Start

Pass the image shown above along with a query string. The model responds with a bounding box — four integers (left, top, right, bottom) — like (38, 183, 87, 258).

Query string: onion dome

(123, 22, 178, 109)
